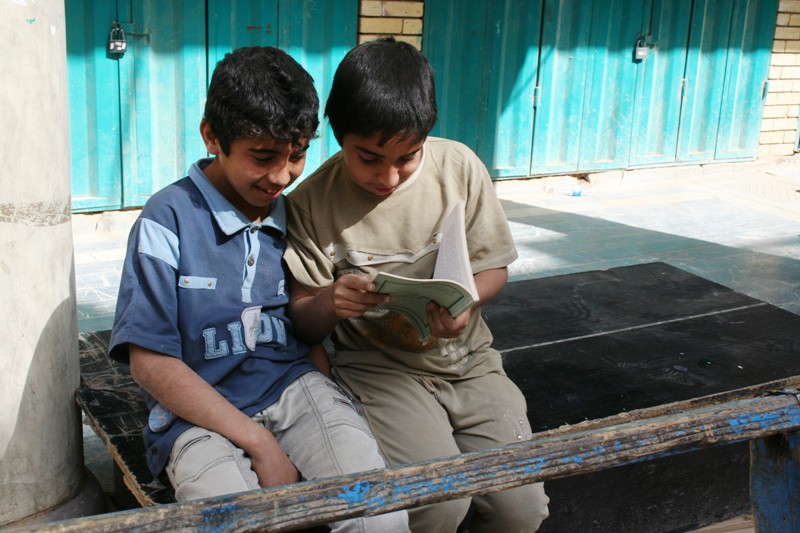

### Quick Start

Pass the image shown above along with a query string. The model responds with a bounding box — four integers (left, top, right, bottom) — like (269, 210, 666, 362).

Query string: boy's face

(340, 133, 424, 197)
(201, 121, 308, 220)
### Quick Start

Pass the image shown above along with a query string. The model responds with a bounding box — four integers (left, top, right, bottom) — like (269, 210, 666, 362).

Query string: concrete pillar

(0, 0, 98, 526)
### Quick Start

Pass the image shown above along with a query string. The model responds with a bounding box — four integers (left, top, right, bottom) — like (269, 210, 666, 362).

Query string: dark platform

(484, 262, 800, 532)
(78, 262, 800, 531)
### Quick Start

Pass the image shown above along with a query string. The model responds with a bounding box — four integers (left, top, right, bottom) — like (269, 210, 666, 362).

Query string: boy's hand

(328, 273, 390, 319)
(245, 425, 301, 488)
(427, 302, 471, 339)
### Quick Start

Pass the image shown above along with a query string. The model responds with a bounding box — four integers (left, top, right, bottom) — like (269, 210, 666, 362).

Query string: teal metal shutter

(678, 0, 777, 162)
(119, 0, 208, 208)
(66, 0, 124, 212)
(714, 0, 777, 160)
(528, 1, 593, 175)
(66, 0, 357, 212)
(424, 0, 542, 178)
(627, 1, 693, 167)
(277, 0, 358, 179)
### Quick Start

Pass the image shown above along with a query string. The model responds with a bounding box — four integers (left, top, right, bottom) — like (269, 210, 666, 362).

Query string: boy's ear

(200, 120, 221, 155)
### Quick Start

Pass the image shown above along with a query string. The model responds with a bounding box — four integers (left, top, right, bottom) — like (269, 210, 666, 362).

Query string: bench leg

(750, 431, 800, 532)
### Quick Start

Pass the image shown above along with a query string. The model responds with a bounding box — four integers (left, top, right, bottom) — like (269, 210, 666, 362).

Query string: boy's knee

(469, 482, 549, 533)
(408, 498, 471, 533)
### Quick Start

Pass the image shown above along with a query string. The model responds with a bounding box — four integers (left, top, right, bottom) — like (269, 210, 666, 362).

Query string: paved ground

(73, 154, 800, 528)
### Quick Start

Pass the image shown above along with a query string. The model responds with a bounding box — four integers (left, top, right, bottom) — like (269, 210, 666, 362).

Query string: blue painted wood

(750, 430, 800, 532)
(65, 0, 124, 212)
(119, 0, 208, 208)
(576, 0, 645, 171)
(529, 0, 593, 175)
(207, 0, 279, 73)
(424, 0, 542, 178)
(277, 0, 358, 186)
(676, 0, 735, 162)
(796, 108, 800, 151)
(628, 1, 692, 167)
(715, 0, 778, 160)
(66, 0, 357, 212)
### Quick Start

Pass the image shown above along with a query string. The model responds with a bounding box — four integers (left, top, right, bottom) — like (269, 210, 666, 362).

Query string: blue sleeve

(109, 216, 182, 364)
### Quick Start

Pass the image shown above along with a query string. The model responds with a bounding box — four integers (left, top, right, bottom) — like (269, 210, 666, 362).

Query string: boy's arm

(289, 275, 389, 344)
(128, 344, 299, 487)
(427, 266, 508, 339)
(307, 344, 332, 378)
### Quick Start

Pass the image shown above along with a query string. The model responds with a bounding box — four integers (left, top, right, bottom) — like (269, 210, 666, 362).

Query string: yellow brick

(360, 17, 404, 34)
(794, 80, 800, 91)
(763, 104, 791, 118)
(784, 131, 798, 143)
(775, 117, 799, 130)
(358, 34, 379, 45)
(766, 92, 781, 106)
(769, 143, 796, 156)
(393, 33, 422, 49)
(761, 118, 776, 132)
(778, 92, 800, 105)
(403, 18, 423, 35)
(770, 66, 784, 79)
(785, 40, 800, 53)
(790, 14, 800, 26)
(757, 144, 772, 158)
(778, 13, 791, 26)
(360, 1, 382, 16)
(775, 26, 800, 40)
(769, 79, 792, 92)
(760, 131, 784, 144)
(781, 66, 800, 78)
(772, 53, 797, 66)
(382, 2, 424, 18)
(780, 0, 800, 14)
(774, 40, 787, 53)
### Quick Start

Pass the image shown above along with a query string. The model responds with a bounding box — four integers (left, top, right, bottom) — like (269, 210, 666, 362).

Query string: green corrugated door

(423, 0, 542, 178)
(66, 0, 356, 213)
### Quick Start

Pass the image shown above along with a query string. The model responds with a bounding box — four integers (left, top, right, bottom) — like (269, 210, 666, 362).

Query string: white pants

(166, 371, 409, 533)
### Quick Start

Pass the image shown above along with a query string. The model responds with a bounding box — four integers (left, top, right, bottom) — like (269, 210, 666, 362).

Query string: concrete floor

(73, 154, 800, 529)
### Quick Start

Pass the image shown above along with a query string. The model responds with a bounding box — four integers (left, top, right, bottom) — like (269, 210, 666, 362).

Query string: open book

(373, 201, 478, 338)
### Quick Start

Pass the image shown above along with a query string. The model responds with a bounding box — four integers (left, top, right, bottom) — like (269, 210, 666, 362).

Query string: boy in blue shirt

(285, 38, 549, 532)
(110, 46, 408, 532)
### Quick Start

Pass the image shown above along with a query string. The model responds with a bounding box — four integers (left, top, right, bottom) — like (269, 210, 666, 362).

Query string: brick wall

(761, 0, 800, 156)
(358, 1, 424, 48)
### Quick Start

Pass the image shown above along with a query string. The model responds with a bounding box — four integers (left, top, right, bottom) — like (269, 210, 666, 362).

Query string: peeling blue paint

(201, 503, 239, 532)
(338, 481, 379, 506)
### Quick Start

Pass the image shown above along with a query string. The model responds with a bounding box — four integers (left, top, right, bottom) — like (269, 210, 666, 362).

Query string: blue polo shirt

(110, 159, 315, 477)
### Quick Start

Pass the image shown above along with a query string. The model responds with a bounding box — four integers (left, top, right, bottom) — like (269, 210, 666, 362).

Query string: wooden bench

(73, 262, 800, 531)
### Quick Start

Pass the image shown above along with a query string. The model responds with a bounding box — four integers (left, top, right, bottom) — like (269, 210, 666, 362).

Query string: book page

(433, 201, 478, 299)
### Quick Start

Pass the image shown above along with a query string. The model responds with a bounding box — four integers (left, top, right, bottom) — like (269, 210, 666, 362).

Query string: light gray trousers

(166, 371, 409, 533)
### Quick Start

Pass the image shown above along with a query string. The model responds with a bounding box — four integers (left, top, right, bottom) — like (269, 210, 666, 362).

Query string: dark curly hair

(203, 46, 319, 154)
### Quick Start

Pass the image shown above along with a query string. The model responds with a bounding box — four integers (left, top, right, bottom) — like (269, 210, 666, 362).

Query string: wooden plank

(750, 430, 800, 532)
(77, 330, 174, 505)
(26, 390, 800, 533)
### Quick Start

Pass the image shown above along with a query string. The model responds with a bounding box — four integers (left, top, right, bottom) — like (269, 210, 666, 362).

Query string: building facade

(66, 0, 800, 212)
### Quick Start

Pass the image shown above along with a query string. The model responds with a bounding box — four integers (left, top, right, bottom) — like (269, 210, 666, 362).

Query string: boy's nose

(269, 162, 293, 187)
(378, 165, 401, 187)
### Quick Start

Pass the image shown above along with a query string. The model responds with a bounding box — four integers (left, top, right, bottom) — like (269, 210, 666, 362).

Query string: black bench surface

(78, 262, 800, 531)
(484, 262, 800, 532)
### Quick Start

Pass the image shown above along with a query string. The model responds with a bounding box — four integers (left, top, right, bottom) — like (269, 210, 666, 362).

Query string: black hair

(204, 46, 319, 155)
(325, 37, 437, 146)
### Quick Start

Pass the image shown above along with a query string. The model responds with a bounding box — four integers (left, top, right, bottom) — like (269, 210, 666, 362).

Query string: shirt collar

(188, 158, 288, 237)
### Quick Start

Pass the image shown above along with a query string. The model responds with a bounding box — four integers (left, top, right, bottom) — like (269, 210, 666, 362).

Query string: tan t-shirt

(285, 137, 517, 377)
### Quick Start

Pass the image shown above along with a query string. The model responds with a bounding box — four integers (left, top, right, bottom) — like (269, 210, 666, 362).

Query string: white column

(0, 0, 85, 525)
